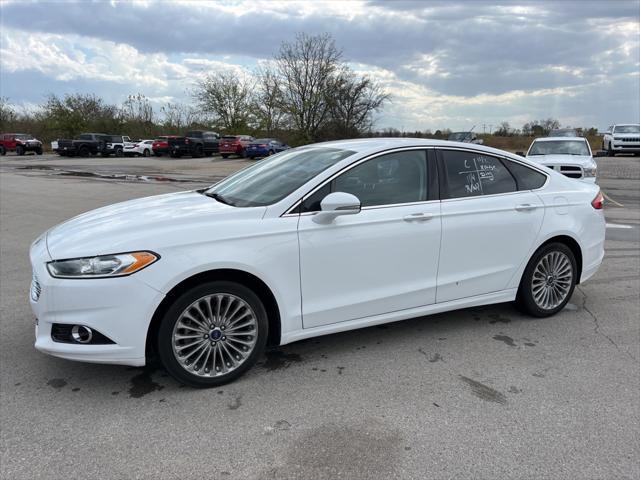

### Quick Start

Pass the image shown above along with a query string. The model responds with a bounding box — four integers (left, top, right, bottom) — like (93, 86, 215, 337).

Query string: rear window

(78, 134, 92, 140)
(254, 139, 273, 143)
(186, 131, 203, 138)
(504, 160, 547, 190)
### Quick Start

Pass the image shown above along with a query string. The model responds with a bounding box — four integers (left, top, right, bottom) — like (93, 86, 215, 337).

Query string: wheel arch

(145, 268, 281, 361)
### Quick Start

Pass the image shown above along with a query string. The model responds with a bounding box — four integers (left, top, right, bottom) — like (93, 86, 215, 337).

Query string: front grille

(622, 137, 640, 142)
(545, 165, 583, 179)
(30, 274, 41, 302)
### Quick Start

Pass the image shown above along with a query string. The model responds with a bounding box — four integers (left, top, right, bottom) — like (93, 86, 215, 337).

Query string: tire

(36, 147, 43, 155)
(516, 242, 577, 318)
(16, 145, 25, 156)
(143, 149, 150, 157)
(240, 148, 248, 158)
(156, 281, 269, 388)
(194, 145, 204, 158)
(101, 153, 110, 157)
(78, 146, 90, 157)
(268, 149, 275, 156)
(221, 154, 229, 159)
(115, 147, 124, 157)
(0, 146, 5, 156)
(154, 152, 161, 157)
(607, 142, 614, 157)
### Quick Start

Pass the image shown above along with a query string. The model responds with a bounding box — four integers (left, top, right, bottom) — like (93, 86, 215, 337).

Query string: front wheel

(115, 147, 124, 157)
(0, 146, 6, 155)
(607, 142, 615, 157)
(36, 147, 43, 155)
(16, 145, 24, 156)
(221, 154, 229, 159)
(143, 149, 150, 157)
(516, 243, 577, 317)
(156, 281, 269, 388)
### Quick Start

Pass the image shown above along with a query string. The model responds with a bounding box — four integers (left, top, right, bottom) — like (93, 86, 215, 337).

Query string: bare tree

(121, 93, 154, 124)
(0, 97, 17, 130)
(326, 70, 389, 138)
(160, 102, 201, 131)
(271, 33, 342, 142)
(253, 67, 287, 135)
(192, 72, 253, 132)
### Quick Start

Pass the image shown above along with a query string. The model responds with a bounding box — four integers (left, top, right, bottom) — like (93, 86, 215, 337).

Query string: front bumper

(612, 142, 640, 152)
(246, 147, 269, 157)
(30, 243, 165, 367)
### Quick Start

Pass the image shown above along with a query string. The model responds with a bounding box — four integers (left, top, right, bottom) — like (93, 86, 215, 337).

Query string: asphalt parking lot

(1, 152, 638, 479)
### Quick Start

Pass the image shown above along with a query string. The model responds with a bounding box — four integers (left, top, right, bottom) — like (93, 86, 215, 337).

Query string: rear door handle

(515, 204, 537, 212)
(403, 212, 433, 222)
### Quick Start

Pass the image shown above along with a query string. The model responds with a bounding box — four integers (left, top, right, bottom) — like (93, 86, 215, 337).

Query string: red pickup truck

(0, 133, 43, 155)
(219, 135, 254, 158)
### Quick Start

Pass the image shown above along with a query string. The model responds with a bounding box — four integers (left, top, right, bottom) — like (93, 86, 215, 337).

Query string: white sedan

(123, 139, 154, 157)
(29, 139, 605, 387)
(525, 137, 598, 183)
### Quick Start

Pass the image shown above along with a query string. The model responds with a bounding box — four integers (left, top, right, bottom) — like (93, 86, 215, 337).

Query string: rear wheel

(16, 145, 24, 156)
(115, 147, 124, 157)
(221, 154, 229, 159)
(143, 149, 150, 157)
(194, 145, 204, 158)
(154, 151, 161, 157)
(78, 146, 90, 157)
(156, 281, 268, 388)
(516, 242, 577, 317)
(0, 146, 6, 156)
(36, 147, 43, 155)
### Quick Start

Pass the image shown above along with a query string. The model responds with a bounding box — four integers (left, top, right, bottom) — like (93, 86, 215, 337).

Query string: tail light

(591, 190, 604, 210)
(185, 138, 190, 144)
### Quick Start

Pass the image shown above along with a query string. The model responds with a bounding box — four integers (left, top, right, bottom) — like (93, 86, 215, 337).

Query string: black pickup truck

(53, 133, 109, 157)
(168, 131, 220, 158)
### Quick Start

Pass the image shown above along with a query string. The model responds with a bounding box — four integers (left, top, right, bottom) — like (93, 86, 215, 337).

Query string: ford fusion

(30, 139, 605, 387)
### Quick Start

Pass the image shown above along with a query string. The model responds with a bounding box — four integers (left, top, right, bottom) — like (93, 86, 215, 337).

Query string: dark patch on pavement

(459, 376, 507, 404)
(508, 386, 522, 394)
(261, 350, 302, 371)
(337, 366, 345, 374)
(14, 382, 21, 386)
(433, 402, 440, 407)
(429, 353, 444, 363)
(274, 420, 291, 431)
(489, 313, 511, 324)
(532, 372, 545, 378)
(524, 342, 536, 347)
(493, 334, 517, 347)
(128, 368, 165, 398)
(72, 387, 80, 392)
(47, 378, 67, 389)
(228, 395, 242, 410)
(111, 391, 119, 395)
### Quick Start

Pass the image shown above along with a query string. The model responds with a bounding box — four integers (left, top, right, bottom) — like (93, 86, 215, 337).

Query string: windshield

(15, 134, 34, 140)
(205, 147, 355, 207)
(614, 125, 640, 133)
(186, 131, 203, 138)
(528, 140, 590, 156)
(549, 129, 577, 137)
(448, 132, 472, 141)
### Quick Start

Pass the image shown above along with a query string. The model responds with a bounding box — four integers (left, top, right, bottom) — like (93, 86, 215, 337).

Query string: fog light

(71, 325, 93, 344)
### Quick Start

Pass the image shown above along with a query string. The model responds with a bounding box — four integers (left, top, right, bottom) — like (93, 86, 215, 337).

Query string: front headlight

(47, 251, 158, 279)
(583, 164, 597, 177)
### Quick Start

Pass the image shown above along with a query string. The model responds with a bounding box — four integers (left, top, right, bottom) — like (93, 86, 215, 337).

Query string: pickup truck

(53, 133, 109, 157)
(102, 135, 131, 157)
(447, 132, 483, 144)
(602, 124, 640, 156)
(168, 131, 220, 158)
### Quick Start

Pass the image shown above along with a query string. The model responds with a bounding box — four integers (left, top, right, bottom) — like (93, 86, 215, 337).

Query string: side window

(301, 184, 331, 213)
(441, 150, 516, 198)
(333, 150, 427, 207)
(504, 160, 547, 190)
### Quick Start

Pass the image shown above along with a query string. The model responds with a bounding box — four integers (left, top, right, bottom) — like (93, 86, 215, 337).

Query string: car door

(297, 149, 442, 329)
(436, 148, 546, 303)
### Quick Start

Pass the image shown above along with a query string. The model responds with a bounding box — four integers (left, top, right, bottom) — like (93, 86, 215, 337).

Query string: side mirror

(474, 139, 484, 145)
(515, 151, 526, 157)
(313, 192, 361, 224)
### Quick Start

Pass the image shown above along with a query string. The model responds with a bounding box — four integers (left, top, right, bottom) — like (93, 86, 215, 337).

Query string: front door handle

(403, 212, 433, 222)
(515, 204, 537, 212)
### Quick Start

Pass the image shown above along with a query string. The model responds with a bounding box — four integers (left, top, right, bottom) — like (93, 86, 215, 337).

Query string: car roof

(613, 123, 640, 127)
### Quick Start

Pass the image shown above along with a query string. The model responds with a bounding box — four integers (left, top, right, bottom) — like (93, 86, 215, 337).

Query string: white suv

(602, 124, 640, 156)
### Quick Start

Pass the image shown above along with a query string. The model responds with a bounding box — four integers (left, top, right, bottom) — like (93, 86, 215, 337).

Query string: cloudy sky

(1, 0, 638, 131)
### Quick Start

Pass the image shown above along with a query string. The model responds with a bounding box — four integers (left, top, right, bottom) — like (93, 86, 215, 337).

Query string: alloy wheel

(531, 251, 573, 310)
(172, 293, 258, 377)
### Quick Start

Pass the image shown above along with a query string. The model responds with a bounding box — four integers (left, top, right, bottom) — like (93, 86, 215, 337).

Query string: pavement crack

(578, 286, 637, 363)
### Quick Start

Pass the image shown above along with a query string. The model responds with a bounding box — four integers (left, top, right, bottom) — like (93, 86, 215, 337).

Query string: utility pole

(489, 124, 493, 134)
(483, 124, 486, 134)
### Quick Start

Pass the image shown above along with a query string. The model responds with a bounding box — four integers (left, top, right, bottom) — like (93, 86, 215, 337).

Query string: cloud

(0, 0, 638, 130)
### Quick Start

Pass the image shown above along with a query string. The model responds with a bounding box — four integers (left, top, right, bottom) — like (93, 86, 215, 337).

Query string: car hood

(526, 154, 593, 166)
(46, 190, 266, 259)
